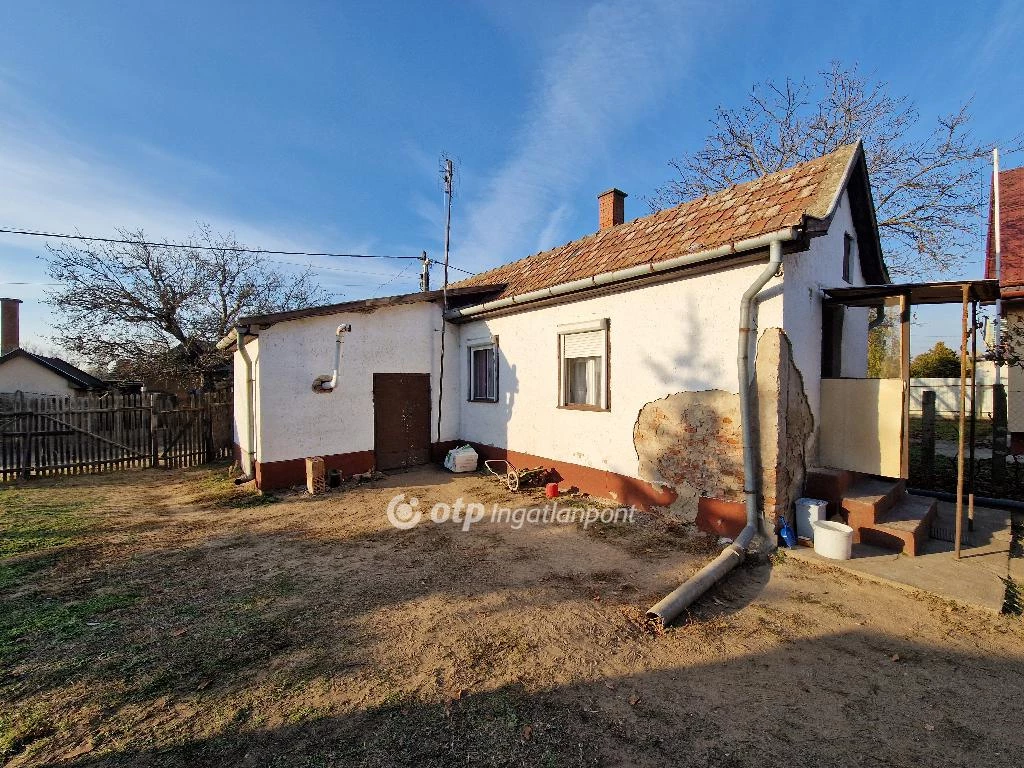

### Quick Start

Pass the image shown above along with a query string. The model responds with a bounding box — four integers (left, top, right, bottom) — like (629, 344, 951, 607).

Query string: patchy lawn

(1, 465, 1023, 767)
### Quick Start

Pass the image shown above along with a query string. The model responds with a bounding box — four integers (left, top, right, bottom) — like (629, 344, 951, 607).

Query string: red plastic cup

(545, 482, 559, 499)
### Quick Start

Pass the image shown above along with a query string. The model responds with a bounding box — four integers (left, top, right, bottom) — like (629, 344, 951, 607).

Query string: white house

(224, 142, 888, 532)
(0, 298, 124, 396)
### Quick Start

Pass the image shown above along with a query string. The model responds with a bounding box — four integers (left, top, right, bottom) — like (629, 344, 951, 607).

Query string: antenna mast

(442, 157, 454, 308)
(436, 156, 455, 446)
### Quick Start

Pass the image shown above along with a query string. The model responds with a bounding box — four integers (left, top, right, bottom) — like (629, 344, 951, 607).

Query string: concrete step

(842, 478, 906, 530)
(857, 494, 938, 557)
(804, 467, 858, 519)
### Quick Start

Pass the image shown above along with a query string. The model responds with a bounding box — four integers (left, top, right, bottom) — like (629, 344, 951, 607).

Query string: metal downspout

(235, 326, 257, 483)
(646, 237, 788, 625)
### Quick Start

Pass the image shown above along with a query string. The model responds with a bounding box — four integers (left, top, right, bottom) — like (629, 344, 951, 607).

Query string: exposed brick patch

(632, 328, 813, 534)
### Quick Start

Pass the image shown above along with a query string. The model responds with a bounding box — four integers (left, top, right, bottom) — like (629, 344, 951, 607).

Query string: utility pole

(436, 156, 455, 448)
(419, 251, 430, 292)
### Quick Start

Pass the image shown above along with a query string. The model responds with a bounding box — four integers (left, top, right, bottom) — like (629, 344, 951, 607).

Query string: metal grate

(929, 523, 971, 545)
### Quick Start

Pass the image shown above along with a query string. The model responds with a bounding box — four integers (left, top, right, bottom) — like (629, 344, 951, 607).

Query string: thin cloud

(0, 84, 408, 345)
(455, 0, 698, 269)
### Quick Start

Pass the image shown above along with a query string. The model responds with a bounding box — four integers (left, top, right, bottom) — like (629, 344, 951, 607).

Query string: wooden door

(373, 373, 431, 470)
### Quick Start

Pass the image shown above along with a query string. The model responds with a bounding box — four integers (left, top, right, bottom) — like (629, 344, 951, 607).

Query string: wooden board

(372, 373, 431, 471)
(819, 378, 906, 478)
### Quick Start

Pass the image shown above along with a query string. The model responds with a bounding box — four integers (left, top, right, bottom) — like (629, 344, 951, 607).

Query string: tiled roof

(452, 142, 861, 301)
(985, 166, 1024, 293)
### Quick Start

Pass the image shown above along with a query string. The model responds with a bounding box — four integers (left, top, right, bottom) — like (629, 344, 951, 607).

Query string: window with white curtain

(467, 337, 498, 402)
(558, 320, 608, 410)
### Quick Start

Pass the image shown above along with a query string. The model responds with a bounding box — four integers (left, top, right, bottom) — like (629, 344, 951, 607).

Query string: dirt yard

(2, 465, 1023, 767)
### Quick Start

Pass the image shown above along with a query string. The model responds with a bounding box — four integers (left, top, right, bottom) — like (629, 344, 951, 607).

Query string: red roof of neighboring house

(985, 166, 1024, 297)
(453, 142, 886, 302)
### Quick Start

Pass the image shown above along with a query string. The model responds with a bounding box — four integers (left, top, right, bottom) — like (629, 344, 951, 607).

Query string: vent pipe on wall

(314, 324, 352, 392)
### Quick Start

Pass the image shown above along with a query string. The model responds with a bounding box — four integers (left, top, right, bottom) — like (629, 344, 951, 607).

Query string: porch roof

(823, 279, 1000, 307)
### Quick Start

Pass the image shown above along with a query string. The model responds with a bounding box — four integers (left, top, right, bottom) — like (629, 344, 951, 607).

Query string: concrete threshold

(786, 501, 1021, 613)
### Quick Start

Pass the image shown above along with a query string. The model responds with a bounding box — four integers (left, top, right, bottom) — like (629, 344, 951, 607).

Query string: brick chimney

(1, 298, 22, 356)
(598, 188, 627, 230)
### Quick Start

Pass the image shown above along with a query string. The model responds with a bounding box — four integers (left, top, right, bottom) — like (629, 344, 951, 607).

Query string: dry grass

(1, 464, 1023, 767)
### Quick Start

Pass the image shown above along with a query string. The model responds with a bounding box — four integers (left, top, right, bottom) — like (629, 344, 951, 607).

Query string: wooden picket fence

(0, 391, 233, 482)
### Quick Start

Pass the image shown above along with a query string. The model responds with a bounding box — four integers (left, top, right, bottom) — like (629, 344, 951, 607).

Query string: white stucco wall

(456, 259, 786, 481)
(234, 301, 460, 465)
(782, 190, 869, 438)
(0, 356, 80, 396)
(234, 188, 868, 478)
(457, 192, 863, 480)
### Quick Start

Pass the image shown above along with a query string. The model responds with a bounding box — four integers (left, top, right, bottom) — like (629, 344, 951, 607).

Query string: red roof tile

(985, 166, 1024, 292)
(453, 143, 860, 301)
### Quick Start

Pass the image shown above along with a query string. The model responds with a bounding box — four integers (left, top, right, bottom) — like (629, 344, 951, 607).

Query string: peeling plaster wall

(633, 329, 813, 530)
(755, 329, 814, 528)
(457, 259, 785, 484)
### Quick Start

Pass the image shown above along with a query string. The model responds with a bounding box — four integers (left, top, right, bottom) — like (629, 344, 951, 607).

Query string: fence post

(992, 383, 1008, 493)
(203, 394, 215, 463)
(21, 399, 33, 480)
(149, 394, 159, 468)
(920, 390, 936, 488)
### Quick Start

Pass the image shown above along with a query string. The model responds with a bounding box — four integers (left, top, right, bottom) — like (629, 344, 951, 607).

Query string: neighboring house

(0, 298, 141, 396)
(225, 141, 889, 536)
(985, 164, 1024, 453)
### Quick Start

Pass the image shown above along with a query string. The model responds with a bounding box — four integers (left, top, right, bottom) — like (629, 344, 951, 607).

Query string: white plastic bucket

(795, 498, 829, 541)
(812, 520, 854, 560)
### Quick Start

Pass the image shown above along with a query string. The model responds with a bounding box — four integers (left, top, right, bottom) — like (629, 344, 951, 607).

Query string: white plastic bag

(444, 444, 478, 473)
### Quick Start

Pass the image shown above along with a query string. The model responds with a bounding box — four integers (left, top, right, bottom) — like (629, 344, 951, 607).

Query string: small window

(843, 233, 854, 283)
(468, 338, 498, 402)
(558, 320, 608, 410)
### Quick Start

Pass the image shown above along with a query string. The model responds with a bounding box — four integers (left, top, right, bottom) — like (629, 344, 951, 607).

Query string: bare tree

(651, 62, 1008, 279)
(46, 225, 328, 389)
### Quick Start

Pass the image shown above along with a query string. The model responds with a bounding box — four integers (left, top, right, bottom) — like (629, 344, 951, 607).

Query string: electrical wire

(0, 226, 476, 275)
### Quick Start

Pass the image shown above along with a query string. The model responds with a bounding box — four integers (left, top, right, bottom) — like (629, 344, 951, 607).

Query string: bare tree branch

(45, 226, 328, 390)
(650, 61, 1019, 280)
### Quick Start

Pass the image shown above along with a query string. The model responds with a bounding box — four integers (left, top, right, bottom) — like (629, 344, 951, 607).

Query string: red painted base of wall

(463, 442, 677, 511)
(1012, 432, 1023, 455)
(695, 497, 746, 539)
(255, 450, 375, 491)
(248, 440, 678, 511)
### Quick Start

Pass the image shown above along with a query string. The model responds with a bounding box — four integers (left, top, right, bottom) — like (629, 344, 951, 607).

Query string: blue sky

(1, 0, 1021, 354)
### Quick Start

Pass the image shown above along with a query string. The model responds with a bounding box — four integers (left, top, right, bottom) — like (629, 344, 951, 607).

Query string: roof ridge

(452, 141, 863, 301)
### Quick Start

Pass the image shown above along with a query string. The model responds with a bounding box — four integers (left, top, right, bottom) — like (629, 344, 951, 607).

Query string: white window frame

(467, 335, 498, 403)
(557, 319, 609, 411)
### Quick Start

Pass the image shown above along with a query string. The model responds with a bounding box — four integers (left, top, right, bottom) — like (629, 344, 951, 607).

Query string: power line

(0, 226, 476, 275)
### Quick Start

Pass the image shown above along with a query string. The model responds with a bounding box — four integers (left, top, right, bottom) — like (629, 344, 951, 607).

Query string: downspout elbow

(646, 235, 788, 626)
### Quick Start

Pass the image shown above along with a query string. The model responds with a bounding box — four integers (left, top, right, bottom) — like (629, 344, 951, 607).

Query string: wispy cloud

(0, 80, 409, 343)
(455, 0, 699, 269)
